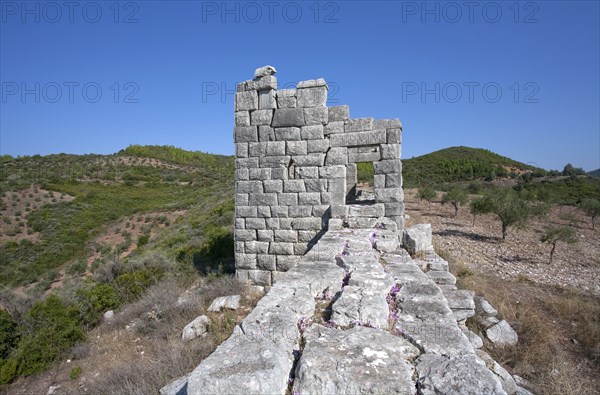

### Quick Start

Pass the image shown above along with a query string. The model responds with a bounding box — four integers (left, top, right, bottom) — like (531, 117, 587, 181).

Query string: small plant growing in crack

(341, 271, 351, 288)
(368, 231, 378, 248)
(349, 319, 379, 329)
(386, 283, 402, 330)
(320, 317, 337, 328)
(297, 316, 313, 334)
(375, 222, 385, 229)
(320, 287, 333, 301)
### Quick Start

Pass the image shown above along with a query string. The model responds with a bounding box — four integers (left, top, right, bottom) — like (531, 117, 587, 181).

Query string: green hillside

(403, 146, 542, 187)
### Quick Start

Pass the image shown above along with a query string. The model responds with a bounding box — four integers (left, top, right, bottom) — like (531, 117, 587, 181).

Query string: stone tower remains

(234, 66, 404, 285)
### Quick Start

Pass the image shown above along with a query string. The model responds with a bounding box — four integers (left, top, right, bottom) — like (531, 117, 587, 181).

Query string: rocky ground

(404, 189, 600, 296)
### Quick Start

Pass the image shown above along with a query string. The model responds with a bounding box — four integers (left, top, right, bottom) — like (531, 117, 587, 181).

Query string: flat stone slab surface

(293, 325, 420, 395)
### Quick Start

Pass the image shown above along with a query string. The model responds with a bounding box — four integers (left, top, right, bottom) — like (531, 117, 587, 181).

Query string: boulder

(207, 295, 241, 312)
(485, 320, 518, 346)
(103, 310, 114, 320)
(475, 296, 498, 317)
(182, 315, 210, 342)
(254, 65, 277, 78)
(402, 224, 433, 255)
(160, 375, 189, 395)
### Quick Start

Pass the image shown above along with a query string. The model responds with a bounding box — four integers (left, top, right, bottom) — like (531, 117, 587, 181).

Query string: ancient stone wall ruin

(234, 66, 404, 285)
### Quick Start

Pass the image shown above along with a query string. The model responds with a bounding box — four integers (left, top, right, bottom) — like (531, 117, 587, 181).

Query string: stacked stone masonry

(235, 66, 404, 285)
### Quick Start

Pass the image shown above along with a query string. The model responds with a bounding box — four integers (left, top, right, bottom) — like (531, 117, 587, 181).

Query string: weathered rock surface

(486, 320, 519, 346)
(207, 295, 241, 312)
(181, 315, 210, 342)
(293, 325, 419, 395)
(403, 223, 433, 255)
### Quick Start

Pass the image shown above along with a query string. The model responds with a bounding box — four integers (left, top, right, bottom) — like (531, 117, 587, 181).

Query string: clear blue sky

(1, 0, 599, 171)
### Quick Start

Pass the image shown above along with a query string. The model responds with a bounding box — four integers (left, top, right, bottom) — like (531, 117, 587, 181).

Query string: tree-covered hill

(403, 146, 542, 187)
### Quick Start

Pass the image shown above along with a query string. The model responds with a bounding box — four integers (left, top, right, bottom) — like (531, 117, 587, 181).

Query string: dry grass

(3, 275, 259, 395)
(438, 243, 600, 395)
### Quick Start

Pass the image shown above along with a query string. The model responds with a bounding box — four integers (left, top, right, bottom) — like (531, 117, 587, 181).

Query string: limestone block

(278, 193, 298, 206)
(263, 180, 283, 193)
(234, 91, 258, 111)
(258, 125, 275, 142)
(274, 126, 301, 140)
(386, 128, 402, 144)
(235, 168, 249, 181)
(325, 147, 348, 165)
(427, 270, 457, 286)
(256, 254, 276, 271)
(250, 109, 273, 126)
(330, 130, 386, 147)
(293, 243, 308, 255)
(289, 206, 312, 218)
(375, 187, 403, 203)
(374, 118, 401, 129)
(235, 252, 257, 269)
(248, 168, 271, 180)
(234, 241, 244, 253)
(256, 206, 271, 218)
(257, 230, 273, 242)
(248, 142, 267, 157)
(297, 230, 319, 242)
(269, 242, 294, 255)
(319, 165, 346, 179)
(276, 89, 297, 108)
(294, 166, 318, 179)
(384, 202, 404, 216)
(293, 325, 418, 395)
(328, 105, 349, 122)
(271, 206, 289, 217)
(274, 230, 298, 243)
(245, 218, 266, 230)
(292, 153, 325, 167)
(386, 173, 402, 188)
(235, 193, 249, 206)
(276, 255, 300, 271)
(320, 192, 333, 204)
(234, 126, 258, 143)
(235, 218, 245, 229)
(245, 241, 269, 255)
(297, 86, 327, 107)
(236, 206, 257, 218)
(235, 229, 256, 242)
(240, 75, 278, 91)
(374, 159, 401, 174)
(236, 180, 263, 194)
(271, 168, 286, 179)
(298, 192, 321, 205)
(380, 144, 400, 159)
(303, 107, 328, 125)
(304, 179, 328, 192)
(476, 350, 519, 395)
(248, 269, 271, 286)
(345, 117, 374, 132)
(265, 218, 279, 229)
(235, 111, 250, 127)
(403, 224, 433, 255)
(475, 296, 498, 317)
(272, 108, 305, 127)
(307, 139, 330, 153)
(248, 193, 278, 206)
(254, 65, 277, 79)
(286, 141, 308, 156)
(296, 78, 327, 88)
(348, 146, 380, 163)
(258, 89, 276, 109)
(266, 141, 285, 156)
(236, 143, 248, 158)
(328, 218, 343, 230)
(330, 204, 347, 219)
(291, 218, 322, 230)
(374, 174, 386, 189)
(259, 155, 290, 168)
(324, 121, 344, 135)
(283, 180, 306, 193)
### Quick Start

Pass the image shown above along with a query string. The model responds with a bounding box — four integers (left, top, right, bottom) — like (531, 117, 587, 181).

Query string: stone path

(162, 220, 509, 395)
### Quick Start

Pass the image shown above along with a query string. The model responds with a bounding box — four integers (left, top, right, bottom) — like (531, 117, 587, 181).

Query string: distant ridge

(589, 169, 600, 178)
(403, 146, 541, 186)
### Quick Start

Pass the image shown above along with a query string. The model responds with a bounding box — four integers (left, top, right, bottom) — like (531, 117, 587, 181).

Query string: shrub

(76, 283, 123, 326)
(0, 310, 19, 359)
(69, 366, 82, 379)
(15, 295, 85, 376)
